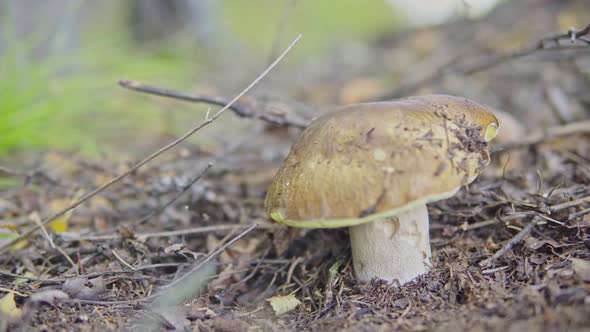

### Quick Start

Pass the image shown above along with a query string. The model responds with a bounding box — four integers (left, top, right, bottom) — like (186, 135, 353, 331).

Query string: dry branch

(462, 195, 590, 231)
(131, 163, 212, 226)
(154, 223, 257, 295)
(478, 216, 542, 267)
(379, 24, 590, 100)
(0, 34, 302, 255)
(119, 80, 308, 128)
(60, 223, 275, 242)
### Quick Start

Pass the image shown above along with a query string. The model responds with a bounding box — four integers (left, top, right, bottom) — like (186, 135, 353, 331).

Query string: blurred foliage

(0, 1, 401, 159)
(222, 0, 399, 55)
(0, 2, 198, 158)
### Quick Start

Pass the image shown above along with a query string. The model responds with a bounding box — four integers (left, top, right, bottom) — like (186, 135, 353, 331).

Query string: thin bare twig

(60, 222, 274, 242)
(131, 163, 212, 226)
(119, 80, 308, 128)
(379, 24, 590, 100)
(30, 212, 54, 249)
(30, 212, 79, 274)
(462, 195, 590, 231)
(549, 195, 590, 212)
(55, 245, 79, 275)
(0, 259, 291, 285)
(267, 0, 298, 63)
(118, 81, 242, 115)
(0, 33, 302, 255)
(154, 223, 257, 294)
(59, 224, 257, 306)
(111, 249, 136, 271)
(0, 165, 62, 188)
(479, 216, 542, 267)
(481, 265, 510, 275)
(0, 165, 27, 176)
(568, 207, 590, 220)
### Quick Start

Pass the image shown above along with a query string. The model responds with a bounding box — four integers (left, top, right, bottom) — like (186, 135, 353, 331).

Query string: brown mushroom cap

(264, 95, 499, 228)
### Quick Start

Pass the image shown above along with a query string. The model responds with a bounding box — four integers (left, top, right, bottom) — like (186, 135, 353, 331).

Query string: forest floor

(1, 1, 590, 331)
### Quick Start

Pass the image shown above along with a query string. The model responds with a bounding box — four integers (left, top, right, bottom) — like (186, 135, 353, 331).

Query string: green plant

(0, 5, 197, 158)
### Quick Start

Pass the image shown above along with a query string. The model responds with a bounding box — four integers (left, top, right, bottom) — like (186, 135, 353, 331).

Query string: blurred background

(1, 0, 588, 162)
(0, 0, 497, 158)
(3, 2, 590, 330)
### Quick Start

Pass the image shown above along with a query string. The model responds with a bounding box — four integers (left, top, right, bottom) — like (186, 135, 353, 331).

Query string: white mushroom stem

(349, 204, 431, 284)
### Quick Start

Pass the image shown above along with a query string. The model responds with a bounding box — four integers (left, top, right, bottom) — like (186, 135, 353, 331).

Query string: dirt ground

(1, 1, 590, 331)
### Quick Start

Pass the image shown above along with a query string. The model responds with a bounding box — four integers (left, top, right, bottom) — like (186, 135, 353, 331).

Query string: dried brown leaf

(28, 289, 69, 306)
(62, 277, 106, 300)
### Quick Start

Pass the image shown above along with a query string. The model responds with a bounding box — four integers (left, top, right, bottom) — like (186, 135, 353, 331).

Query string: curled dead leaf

(0, 291, 21, 320)
(63, 277, 106, 300)
(266, 294, 300, 316)
(569, 258, 590, 282)
(29, 289, 70, 306)
(525, 236, 561, 250)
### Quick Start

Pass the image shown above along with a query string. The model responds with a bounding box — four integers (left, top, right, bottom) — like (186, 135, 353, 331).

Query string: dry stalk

(0, 34, 302, 255)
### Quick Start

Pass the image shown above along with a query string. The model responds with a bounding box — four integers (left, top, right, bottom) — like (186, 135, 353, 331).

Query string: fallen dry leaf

(46, 190, 84, 233)
(63, 277, 106, 300)
(29, 289, 70, 306)
(0, 291, 21, 320)
(266, 294, 300, 316)
(569, 258, 590, 282)
(187, 306, 217, 320)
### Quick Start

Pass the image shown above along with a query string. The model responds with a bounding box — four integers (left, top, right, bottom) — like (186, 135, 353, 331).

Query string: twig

(60, 222, 275, 242)
(111, 249, 136, 271)
(0, 165, 61, 188)
(119, 80, 308, 128)
(495, 119, 590, 150)
(0, 33, 302, 255)
(48, 149, 141, 190)
(0, 165, 27, 176)
(537, 213, 564, 226)
(74, 298, 149, 305)
(379, 24, 590, 100)
(549, 195, 590, 212)
(463, 195, 590, 231)
(132, 163, 212, 226)
(55, 245, 80, 275)
(0, 263, 190, 284)
(30, 212, 79, 274)
(0, 270, 62, 284)
(568, 207, 590, 220)
(0, 259, 291, 285)
(481, 265, 510, 275)
(30, 212, 54, 249)
(267, 0, 298, 63)
(59, 224, 257, 306)
(479, 216, 542, 267)
(154, 223, 257, 294)
(118, 81, 241, 115)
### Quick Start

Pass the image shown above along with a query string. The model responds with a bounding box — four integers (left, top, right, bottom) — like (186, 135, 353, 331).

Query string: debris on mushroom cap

(264, 95, 499, 228)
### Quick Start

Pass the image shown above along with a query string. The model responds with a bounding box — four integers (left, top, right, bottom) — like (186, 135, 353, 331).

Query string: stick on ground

(0, 34, 302, 255)
(479, 216, 542, 267)
(378, 24, 590, 100)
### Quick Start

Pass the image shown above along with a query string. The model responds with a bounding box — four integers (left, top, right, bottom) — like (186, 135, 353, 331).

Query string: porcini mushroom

(264, 95, 499, 284)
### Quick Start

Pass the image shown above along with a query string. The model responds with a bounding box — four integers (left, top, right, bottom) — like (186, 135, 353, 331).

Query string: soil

(1, 1, 590, 331)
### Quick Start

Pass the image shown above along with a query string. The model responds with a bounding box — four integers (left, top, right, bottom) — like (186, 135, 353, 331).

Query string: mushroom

(264, 95, 499, 284)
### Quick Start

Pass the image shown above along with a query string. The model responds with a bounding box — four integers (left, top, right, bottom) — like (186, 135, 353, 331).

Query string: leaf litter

(1, 1, 590, 331)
